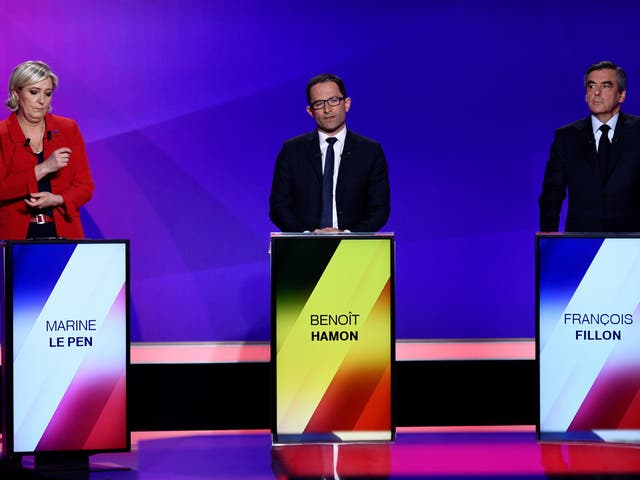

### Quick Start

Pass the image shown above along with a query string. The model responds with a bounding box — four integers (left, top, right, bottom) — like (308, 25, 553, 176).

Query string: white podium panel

(537, 233, 640, 444)
(1, 239, 130, 458)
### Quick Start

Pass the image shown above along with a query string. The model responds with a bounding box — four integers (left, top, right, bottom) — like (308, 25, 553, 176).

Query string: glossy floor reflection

(9, 427, 640, 479)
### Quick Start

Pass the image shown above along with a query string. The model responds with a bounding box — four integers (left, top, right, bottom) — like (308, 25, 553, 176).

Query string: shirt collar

(318, 126, 347, 145)
(591, 112, 619, 135)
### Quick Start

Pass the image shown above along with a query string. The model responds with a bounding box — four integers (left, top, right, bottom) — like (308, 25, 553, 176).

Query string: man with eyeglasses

(539, 61, 640, 232)
(269, 73, 390, 232)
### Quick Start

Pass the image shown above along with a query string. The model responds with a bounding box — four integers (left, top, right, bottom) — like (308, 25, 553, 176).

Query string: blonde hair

(6, 60, 59, 112)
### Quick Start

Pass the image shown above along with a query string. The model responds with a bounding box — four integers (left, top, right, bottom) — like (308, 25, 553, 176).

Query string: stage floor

(13, 426, 640, 479)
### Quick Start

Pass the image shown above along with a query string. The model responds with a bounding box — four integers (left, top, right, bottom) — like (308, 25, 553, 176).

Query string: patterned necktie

(321, 137, 338, 228)
(598, 124, 611, 180)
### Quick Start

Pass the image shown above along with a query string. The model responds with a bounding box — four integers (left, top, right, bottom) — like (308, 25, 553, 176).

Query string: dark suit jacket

(269, 129, 390, 232)
(539, 112, 640, 232)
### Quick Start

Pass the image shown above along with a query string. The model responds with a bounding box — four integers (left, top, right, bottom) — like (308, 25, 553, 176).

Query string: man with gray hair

(539, 61, 640, 232)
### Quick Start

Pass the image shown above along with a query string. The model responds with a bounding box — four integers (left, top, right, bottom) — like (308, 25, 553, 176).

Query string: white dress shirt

(318, 127, 347, 229)
(592, 113, 619, 151)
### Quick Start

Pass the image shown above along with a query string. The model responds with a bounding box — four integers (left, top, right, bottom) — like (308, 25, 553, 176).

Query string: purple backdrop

(2, 0, 639, 341)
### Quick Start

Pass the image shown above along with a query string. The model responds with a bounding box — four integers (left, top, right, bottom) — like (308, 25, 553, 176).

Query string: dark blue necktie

(598, 124, 611, 180)
(321, 137, 338, 228)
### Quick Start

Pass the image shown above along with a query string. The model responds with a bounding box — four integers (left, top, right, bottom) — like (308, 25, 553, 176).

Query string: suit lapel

(336, 130, 354, 197)
(606, 111, 627, 178)
(43, 115, 64, 157)
(6, 113, 30, 152)
(578, 117, 600, 180)
(306, 130, 323, 183)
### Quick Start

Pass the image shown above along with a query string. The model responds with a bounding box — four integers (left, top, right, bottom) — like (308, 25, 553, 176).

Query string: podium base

(32, 453, 130, 479)
(34, 452, 89, 472)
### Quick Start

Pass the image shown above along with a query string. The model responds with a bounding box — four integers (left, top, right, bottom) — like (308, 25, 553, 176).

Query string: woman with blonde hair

(0, 60, 94, 239)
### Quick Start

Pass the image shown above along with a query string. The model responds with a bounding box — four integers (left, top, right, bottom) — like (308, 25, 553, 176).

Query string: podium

(270, 233, 395, 444)
(536, 233, 640, 444)
(1, 239, 130, 469)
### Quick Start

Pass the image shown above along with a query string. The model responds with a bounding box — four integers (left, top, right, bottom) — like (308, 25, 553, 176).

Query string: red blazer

(0, 112, 94, 239)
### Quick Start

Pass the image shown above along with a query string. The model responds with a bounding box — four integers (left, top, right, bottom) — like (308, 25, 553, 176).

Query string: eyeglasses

(310, 96, 345, 110)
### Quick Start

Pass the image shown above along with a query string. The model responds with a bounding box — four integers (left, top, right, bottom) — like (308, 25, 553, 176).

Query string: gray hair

(584, 60, 626, 93)
(6, 60, 59, 112)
